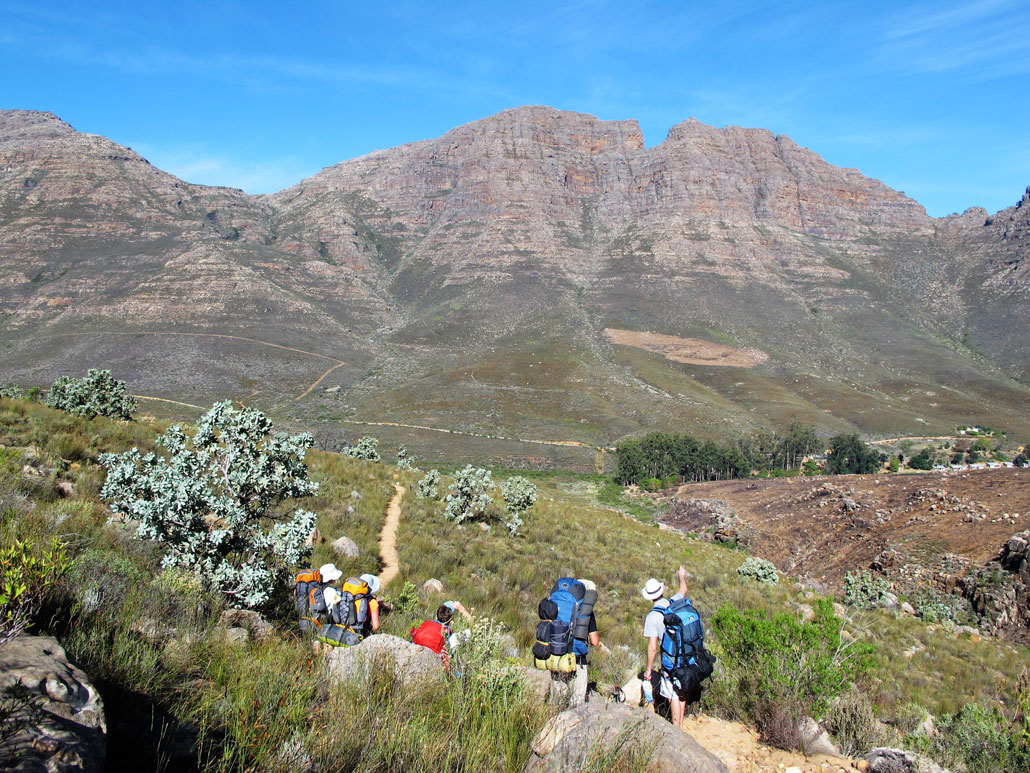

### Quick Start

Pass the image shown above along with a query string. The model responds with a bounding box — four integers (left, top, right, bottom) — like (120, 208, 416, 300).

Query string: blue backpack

(550, 578, 589, 657)
(654, 597, 714, 690)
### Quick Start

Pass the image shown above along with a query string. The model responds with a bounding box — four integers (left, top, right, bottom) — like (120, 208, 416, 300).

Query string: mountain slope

(1, 107, 1027, 453)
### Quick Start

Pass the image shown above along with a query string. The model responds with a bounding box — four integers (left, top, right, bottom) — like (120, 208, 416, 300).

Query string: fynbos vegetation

(100, 401, 318, 608)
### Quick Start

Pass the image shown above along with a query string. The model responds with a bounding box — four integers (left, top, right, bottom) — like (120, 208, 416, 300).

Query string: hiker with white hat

(642, 565, 690, 727)
(358, 573, 382, 635)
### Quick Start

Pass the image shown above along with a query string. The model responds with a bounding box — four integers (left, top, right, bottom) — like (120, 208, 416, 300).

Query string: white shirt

(643, 593, 684, 640)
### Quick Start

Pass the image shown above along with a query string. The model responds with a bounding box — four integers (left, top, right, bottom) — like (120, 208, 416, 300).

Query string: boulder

(524, 702, 727, 773)
(422, 578, 444, 594)
(57, 480, 75, 498)
(218, 609, 274, 640)
(331, 536, 360, 559)
(797, 716, 841, 757)
(0, 634, 106, 772)
(516, 666, 553, 705)
(324, 634, 443, 687)
(900, 602, 916, 616)
(863, 747, 951, 773)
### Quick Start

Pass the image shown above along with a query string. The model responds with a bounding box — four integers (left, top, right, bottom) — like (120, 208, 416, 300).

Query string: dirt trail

(340, 419, 592, 449)
(133, 394, 205, 410)
(682, 715, 861, 772)
(44, 331, 344, 403)
(378, 484, 404, 587)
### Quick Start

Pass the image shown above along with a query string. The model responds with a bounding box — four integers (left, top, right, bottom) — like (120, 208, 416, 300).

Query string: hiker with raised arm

(643, 565, 708, 728)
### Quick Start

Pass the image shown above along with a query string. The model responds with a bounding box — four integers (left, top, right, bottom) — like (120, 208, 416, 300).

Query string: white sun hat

(319, 563, 343, 583)
(641, 578, 665, 600)
(360, 573, 381, 594)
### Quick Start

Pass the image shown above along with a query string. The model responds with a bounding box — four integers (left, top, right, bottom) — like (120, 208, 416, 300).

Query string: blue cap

(444, 600, 456, 611)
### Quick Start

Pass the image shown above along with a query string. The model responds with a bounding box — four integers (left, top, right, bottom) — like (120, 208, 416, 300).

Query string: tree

(100, 401, 318, 608)
(1014, 453, 1029, 468)
(46, 369, 137, 419)
(826, 434, 880, 475)
(443, 466, 493, 524)
(501, 476, 537, 536)
(908, 447, 935, 470)
(417, 469, 441, 499)
(341, 435, 380, 462)
(396, 445, 413, 470)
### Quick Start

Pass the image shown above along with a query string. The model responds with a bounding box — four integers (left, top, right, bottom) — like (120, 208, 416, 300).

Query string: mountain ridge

(1, 106, 1027, 459)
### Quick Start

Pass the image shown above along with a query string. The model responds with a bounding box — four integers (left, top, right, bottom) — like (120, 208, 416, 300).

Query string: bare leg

(671, 695, 685, 729)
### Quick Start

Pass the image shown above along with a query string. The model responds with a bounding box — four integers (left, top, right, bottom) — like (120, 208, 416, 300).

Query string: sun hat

(360, 573, 381, 594)
(641, 578, 665, 600)
(323, 587, 342, 607)
(578, 579, 596, 591)
(319, 563, 343, 583)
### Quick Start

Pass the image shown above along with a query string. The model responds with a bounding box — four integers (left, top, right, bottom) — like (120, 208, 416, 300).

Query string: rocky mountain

(1, 107, 1027, 457)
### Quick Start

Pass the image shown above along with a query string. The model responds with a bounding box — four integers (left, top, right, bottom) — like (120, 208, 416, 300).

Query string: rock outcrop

(324, 634, 444, 687)
(961, 530, 1030, 641)
(524, 701, 727, 772)
(863, 747, 951, 773)
(0, 635, 106, 772)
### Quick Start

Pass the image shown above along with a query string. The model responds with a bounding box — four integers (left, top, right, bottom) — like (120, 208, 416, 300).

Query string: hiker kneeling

(315, 573, 382, 647)
(411, 600, 471, 669)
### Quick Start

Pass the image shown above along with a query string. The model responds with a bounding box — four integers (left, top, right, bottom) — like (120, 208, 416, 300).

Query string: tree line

(615, 424, 883, 486)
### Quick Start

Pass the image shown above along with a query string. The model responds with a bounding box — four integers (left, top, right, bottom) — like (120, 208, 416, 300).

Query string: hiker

(411, 600, 472, 668)
(642, 566, 692, 728)
(295, 563, 344, 633)
(532, 577, 600, 706)
(312, 572, 382, 647)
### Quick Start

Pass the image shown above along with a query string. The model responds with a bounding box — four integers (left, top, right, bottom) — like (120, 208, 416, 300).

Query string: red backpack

(411, 620, 451, 654)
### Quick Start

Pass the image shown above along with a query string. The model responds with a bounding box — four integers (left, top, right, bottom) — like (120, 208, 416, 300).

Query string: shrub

(417, 469, 441, 500)
(100, 401, 318, 608)
(843, 570, 891, 609)
(46, 369, 137, 420)
(737, 556, 779, 584)
(0, 537, 72, 646)
(929, 703, 1027, 771)
(341, 435, 380, 462)
(501, 476, 536, 537)
(710, 599, 875, 750)
(0, 386, 24, 399)
(443, 465, 493, 524)
(395, 445, 412, 470)
(824, 687, 879, 756)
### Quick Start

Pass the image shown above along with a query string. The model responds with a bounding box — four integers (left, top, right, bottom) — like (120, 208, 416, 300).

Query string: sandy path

(378, 484, 404, 587)
(682, 715, 861, 772)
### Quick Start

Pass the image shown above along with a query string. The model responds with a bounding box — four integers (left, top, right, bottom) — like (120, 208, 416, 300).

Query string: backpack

(411, 620, 451, 654)
(532, 578, 594, 672)
(315, 623, 361, 648)
(295, 568, 327, 632)
(656, 597, 715, 692)
(334, 577, 372, 630)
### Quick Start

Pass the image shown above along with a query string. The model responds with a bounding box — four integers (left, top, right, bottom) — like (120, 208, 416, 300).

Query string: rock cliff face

(0, 106, 1028, 445)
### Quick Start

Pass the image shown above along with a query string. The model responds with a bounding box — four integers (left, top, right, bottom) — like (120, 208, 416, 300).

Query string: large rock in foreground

(324, 634, 443, 686)
(0, 635, 106, 772)
(524, 701, 727, 773)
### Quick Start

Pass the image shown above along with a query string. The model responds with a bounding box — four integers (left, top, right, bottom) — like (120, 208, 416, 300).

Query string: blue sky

(2, 0, 1027, 217)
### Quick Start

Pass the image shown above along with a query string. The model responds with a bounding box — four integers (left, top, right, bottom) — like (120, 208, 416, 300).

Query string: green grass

(3, 398, 1030, 769)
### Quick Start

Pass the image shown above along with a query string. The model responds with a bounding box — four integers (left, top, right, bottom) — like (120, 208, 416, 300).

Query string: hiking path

(378, 483, 404, 587)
